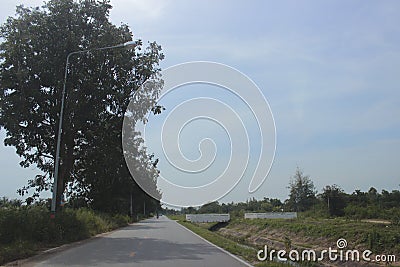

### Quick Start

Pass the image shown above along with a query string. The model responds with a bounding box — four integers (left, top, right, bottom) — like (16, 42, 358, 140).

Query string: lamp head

(123, 40, 136, 49)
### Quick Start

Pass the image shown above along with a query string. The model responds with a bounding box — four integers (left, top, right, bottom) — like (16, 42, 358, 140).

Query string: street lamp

(50, 41, 136, 218)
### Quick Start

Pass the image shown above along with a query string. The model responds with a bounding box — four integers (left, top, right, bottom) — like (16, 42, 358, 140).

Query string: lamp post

(50, 41, 136, 218)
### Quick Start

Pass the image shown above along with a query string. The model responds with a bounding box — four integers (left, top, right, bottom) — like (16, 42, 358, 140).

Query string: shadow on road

(32, 217, 248, 267)
(117, 224, 165, 231)
(43, 236, 220, 265)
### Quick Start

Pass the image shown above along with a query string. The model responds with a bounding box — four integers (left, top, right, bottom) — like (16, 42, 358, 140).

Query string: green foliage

(172, 215, 312, 267)
(167, 214, 185, 221)
(167, 178, 400, 266)
(175, 172, 400, 224)
(0, 197, 22, 208)
(181, 198, 284, 216)
(0, 205, 129, 264)
(168, 184, 400, 266)
(320, 184, 346, 216)
(0, 240, 38, 266)
(197, 201, 221, 213)
(232, 215, 400, 255)
(0, 0, 163, 214)
(287, 168, 317, 212)
(231, 208, 245, 218)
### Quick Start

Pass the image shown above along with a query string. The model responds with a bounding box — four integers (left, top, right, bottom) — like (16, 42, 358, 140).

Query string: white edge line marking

(173, 219, 254, 267)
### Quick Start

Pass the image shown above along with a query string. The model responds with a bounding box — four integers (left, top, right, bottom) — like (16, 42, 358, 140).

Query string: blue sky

(1, 0, 399, 203)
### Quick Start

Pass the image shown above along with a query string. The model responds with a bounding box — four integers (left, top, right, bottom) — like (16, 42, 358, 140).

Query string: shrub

(0, 206, 129, 265)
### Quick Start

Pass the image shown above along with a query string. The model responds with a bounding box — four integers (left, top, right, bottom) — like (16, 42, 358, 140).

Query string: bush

(111, 214, 130, 227)
(0, 206, 129, 265)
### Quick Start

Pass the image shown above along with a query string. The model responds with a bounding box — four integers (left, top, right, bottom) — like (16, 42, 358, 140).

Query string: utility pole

(143, 199, 146, 216)
(130, 190, 133, 220)
(327, 196, 330, 212)
(50, 41, 136, 218)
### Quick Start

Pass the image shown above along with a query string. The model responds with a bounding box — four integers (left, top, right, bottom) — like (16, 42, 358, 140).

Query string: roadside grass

(168, 215, 290, 267)
(0, 206, 130, 265)
(169, 214, 400, 266)
(228, 215, 400, 255)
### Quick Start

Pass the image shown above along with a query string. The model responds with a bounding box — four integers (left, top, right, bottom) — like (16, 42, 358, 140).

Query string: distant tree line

(171, 168, 400, 224)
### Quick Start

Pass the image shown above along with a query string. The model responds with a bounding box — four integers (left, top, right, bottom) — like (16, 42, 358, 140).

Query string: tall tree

(0, 0, 164, 213)
(321, 184, 346, 216)
(287, 168, 316, 212)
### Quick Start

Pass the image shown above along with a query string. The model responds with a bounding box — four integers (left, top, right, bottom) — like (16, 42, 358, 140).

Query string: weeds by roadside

(168, 215, 290, 267)
(170, 214, 400, 267)
(0, 206, 130, 265)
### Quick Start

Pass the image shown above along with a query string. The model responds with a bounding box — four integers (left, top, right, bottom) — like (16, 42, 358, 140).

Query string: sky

(0, 0, 399, 204)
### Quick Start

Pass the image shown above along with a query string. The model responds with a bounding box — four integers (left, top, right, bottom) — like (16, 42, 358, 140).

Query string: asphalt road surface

(31, 216, 251, 267)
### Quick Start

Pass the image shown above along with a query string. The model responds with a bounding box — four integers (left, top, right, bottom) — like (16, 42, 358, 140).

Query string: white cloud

(110, 0, 169, 21)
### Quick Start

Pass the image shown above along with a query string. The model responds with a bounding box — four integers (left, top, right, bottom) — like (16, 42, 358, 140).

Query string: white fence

(244, 212, 297, 219)
(186, 213, 230, 223)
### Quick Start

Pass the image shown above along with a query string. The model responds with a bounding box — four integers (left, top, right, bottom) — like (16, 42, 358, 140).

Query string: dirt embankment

(215, 221, 394, 267)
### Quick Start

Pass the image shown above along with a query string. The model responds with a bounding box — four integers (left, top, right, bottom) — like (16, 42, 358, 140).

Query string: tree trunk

(55, 128, 75, 213)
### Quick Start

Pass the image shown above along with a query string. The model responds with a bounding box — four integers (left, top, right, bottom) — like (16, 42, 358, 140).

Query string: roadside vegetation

(171, 168, 400, 224)
(0, 199, 132, 265)
(170, 213, 400, 266)
(169, 215, 290, 266)
(166, 168, 400, 266)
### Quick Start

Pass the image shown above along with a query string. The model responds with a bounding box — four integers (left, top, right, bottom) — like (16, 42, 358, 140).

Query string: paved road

(31, 216, 251, 267)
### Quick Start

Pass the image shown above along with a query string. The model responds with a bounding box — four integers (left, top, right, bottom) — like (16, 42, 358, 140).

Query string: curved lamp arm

(51, 40, 136, 217)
